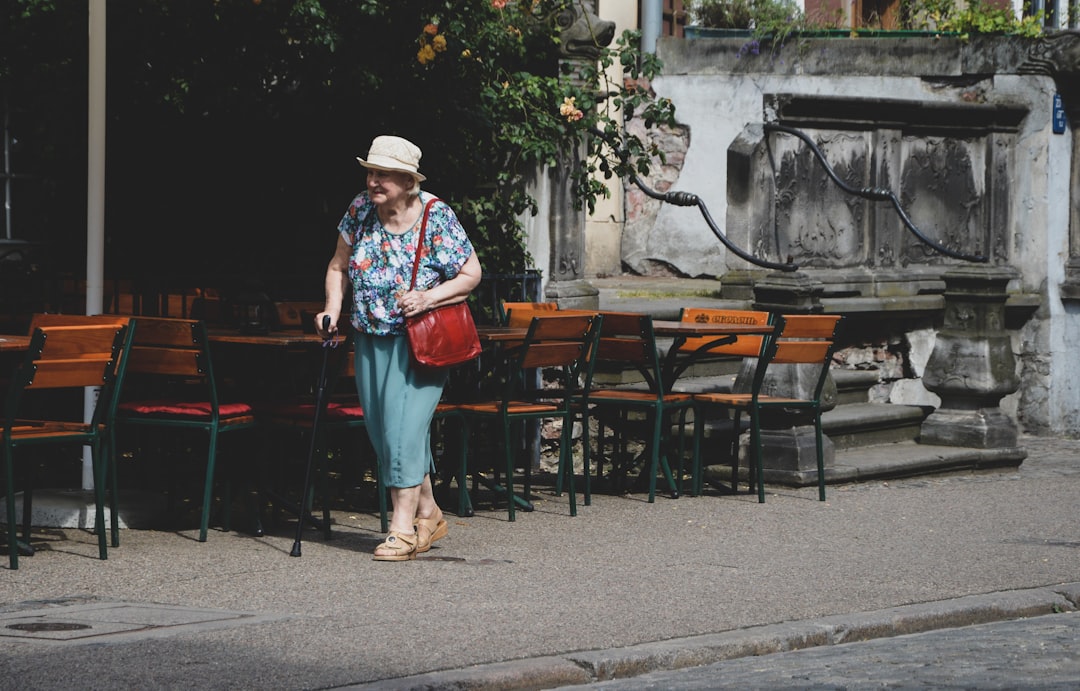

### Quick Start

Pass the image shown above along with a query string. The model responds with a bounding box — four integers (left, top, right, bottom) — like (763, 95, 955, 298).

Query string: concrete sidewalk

(2, 434, 1079, 689)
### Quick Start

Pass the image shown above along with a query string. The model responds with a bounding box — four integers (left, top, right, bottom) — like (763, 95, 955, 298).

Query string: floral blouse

(338, 190, 474, 335)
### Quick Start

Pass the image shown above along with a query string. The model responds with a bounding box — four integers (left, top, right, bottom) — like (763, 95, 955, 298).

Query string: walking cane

(290, 315, 336, 558)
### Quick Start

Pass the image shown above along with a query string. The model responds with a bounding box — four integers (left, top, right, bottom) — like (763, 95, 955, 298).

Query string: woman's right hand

(314, 312, 338, 339)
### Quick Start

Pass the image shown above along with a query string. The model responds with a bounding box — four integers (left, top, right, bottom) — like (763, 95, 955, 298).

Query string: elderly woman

(317, 135, 482, 561)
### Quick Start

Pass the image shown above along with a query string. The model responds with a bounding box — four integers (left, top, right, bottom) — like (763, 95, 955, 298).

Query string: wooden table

(651, 320, 776, 394)
(475, 325, 528, 343)
(211, 326, 526, 346)
(0, 335, 32, 352)
(206, 329, 330, 348)
(206, 328, 346, 532)
(475, 317, 774, 393)
(0, 337, 33, 391)
(206, 328, 343, 401)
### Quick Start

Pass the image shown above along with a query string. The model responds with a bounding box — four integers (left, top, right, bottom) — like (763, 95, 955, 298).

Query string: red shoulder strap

(409, 197, 440, 292)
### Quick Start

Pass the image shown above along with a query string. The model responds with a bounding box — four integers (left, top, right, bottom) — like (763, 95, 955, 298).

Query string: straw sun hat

(356, 135, 427, 182)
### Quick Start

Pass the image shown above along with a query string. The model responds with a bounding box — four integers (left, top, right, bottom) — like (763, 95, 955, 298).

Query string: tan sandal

(372, 530, 418, 561)
(415, 509, 448, 554)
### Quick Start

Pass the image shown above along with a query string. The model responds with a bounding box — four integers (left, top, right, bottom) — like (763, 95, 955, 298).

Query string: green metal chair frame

(455, 312, 601, 521)
(693, 314, 843, 503)
(581, 311, 696, 504)
(3, 321, 132, 569)
(115, 316, 258, 542)
(675, 307, 774, 495)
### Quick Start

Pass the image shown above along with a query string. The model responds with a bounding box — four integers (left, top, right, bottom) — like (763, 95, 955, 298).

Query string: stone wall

(629, 32, 1080, 436)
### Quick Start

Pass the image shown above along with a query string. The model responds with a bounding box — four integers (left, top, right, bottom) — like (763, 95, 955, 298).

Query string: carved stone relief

(727, 95, 1018, 293)
(776, 132, 868, 267)
(899, 137, 985, 266)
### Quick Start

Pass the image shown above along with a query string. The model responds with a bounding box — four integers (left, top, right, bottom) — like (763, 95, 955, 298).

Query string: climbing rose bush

(407, 0, 677, 271)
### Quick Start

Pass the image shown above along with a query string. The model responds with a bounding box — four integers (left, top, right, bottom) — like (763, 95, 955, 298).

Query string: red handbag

(404, 198, 482, 369)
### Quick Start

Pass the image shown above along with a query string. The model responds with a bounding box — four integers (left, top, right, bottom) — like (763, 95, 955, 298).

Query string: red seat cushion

(260, 401, 364, 421)
(118, 400, 254, 419)
(326, 402, 364, 419)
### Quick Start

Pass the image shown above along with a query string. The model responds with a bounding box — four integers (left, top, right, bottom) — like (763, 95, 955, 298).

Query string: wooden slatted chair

(490, 302, 567, 511)
(273, 301, 327, 332)
(675, 308, 774, 367)
(28, 313, 131, 333)
(498, 301, 558, 326)
(26, 314, 134, 546)
(114, 316, 258, 542)
(580, 311, 697, 504)
(675, 308, 774, 495)
(692, 314, 843, 503)
(455, 312, 600, 521)
(3, 321, 131, 569)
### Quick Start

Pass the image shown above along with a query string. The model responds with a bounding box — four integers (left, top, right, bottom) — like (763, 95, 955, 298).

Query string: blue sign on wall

(1053, 93, 1066, 134)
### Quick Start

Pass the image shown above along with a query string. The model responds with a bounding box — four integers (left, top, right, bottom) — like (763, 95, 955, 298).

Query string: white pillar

(84, 0, 106, 489)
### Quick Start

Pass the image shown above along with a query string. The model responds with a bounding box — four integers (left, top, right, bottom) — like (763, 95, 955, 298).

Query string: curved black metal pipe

(764, 123, 988, 263)
(590, 127, 798, 272)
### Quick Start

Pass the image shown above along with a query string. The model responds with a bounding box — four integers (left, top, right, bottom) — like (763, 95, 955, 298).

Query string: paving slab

(0, 601, 288, 644)
(1, 434, 1078, 689)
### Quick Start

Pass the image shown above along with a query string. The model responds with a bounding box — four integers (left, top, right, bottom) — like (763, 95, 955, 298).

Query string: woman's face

(367, 169, 415, 206)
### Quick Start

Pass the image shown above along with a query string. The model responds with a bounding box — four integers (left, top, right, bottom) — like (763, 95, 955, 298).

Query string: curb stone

(349, 583, 1080, 690)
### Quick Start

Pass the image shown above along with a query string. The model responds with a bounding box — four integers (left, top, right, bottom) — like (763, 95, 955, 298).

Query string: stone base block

(544, 278, 599, 310)
(752, 424, 835, 476)
(920, 406, 1018, 448)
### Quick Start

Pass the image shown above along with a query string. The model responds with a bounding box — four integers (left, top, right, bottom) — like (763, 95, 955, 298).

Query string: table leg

(660, 335, 738, 394)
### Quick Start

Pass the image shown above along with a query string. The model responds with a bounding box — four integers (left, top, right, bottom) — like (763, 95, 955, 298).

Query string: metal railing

(596, 124, 988, 269)
(592, 126, 798, 272)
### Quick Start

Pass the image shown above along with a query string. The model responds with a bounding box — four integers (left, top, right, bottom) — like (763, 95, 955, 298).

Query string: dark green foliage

(1, 1, 674, 292)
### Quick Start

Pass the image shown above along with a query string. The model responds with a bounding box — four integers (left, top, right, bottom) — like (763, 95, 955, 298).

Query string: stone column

(735, 270, 839, 485)
(538, 0, 612, 311)
(543, 146, 599, 310)
(920, 265, 1021, 448)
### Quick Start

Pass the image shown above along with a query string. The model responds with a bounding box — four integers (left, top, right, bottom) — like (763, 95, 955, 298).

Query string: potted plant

(685, 0, 755, 33)
(684, 0, 807, 38)
(685, 0, 1043, 41)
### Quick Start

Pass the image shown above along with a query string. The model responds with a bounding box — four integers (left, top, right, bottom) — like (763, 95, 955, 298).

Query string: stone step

(701, 439, 1028, 491)
(822, 401, 928, 449)
(833, 368, 881, 406)
(674, 367, 923, 447)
